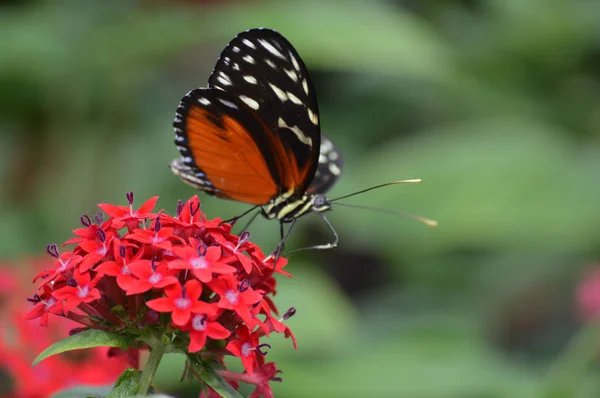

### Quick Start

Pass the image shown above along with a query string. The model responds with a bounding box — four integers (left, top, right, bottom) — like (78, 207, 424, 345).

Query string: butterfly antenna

(329, 179, 423, 203)
(332, 202, 438, 227)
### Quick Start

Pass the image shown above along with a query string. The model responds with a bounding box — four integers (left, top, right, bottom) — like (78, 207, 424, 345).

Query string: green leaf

(188, 356, 242, 398)
(32, 329, 136, 366)
(51, 385, 112, 398)
(107, 369, 141, 397)
(540, 319, 600, 398)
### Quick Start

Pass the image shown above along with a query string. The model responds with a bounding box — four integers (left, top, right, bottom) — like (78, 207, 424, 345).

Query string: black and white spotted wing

(171, 28, 346, 223)
(308, 135, 343, 195)
(207, 28, 321, 195)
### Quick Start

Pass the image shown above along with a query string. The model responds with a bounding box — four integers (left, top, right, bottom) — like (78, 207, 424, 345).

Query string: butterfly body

(171, 28, 342, 223)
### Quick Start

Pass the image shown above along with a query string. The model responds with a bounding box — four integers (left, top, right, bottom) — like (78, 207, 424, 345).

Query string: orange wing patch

(185, 105, 278, 205)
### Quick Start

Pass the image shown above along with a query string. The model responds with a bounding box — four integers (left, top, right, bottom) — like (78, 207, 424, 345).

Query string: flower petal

(188, 330, 208, 353)
(172, 308, 191, 326)
(145, 297, 174, 312)
(137, 196, 159, 214)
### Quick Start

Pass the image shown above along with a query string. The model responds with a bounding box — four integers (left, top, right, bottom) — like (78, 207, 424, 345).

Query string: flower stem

(137, 337, 165, 395)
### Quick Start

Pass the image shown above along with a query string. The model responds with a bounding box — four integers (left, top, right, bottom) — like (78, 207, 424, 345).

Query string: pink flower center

(148, 273, 162, 284)
(174, 297, 191, 310)
(241, 342, 253, 357)
(77, 286, 89, 298)
(191, 314, 207, 331)
(57, 258, 69, 271)
(190, 257, 207, 269)
(45, 297, 56, 309)
(224, 289, 238, 305)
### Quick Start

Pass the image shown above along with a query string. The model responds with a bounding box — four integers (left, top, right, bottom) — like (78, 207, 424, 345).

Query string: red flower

(95, 240, 141, 291)
(78, 228, 112, 272)
(185, 313, 231, 353)
(34, 244, 82, 287)
(169, 238, 235, 283)
(121, 258, 179, 295)
(146, 280, 216, 326)
(226, 325, 265, 375)
(63, 215, 112, 246)
(214, 231, 256, 274)
(52, 269, 101, 313)
(23, 193, 296, 396)
(248, 362, 281, 398)
(210, 274, 262, 326)
(127, 218, 182, 251)
(23, 286, 64, 327)
(97, 192, 158, 230)
(577, 265, 600, 321)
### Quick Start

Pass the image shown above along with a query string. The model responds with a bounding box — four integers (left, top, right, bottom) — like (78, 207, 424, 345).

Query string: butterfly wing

(308, 135, 343, 195)
(207, 28, 321, 195)
(172, 88, 288, 205)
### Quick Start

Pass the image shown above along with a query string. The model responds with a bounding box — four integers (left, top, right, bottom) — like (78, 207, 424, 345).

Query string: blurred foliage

(2, 0, 600, 396)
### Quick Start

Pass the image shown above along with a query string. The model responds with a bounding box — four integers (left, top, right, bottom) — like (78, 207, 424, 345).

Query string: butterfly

(170, 28, 344, 251)
(171, 28, 436, 253)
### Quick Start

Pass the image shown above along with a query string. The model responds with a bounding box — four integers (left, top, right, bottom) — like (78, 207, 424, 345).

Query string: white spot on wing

(232, 63, 241, 71)
(287, 92, 302, 105)
(217, 76, 232, 86)
(243, 55, 255, 64)
(265, 59, 277, 69)
(217, 71, 232, 86)
(243, 75, 257, 84)
(258, 39, 285, 59)
(290, 51, 301, 71)
(218, 98, 238, 109)
(278, 117, 312, 147)
(198, 97, 211, 105)
(284, 68, 298, 82)
(302, 79, 309, 95)
(329, 163, 341, 176)
(308, 108, 319, 125)
(321, 139, 333, 152)
(328, 151, 338, 161)
(319, 154, 327, 164)
(239, 95, 260, 110)
(242, 39, 256, 49)
(269, 83, 288, 102)
(232, 46, 240, 53)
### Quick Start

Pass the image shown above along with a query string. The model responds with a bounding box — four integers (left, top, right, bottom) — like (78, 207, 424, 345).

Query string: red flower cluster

(24, 193, 296, 397)
(577, 264, 600, 321)
(0, 264, 130, 397)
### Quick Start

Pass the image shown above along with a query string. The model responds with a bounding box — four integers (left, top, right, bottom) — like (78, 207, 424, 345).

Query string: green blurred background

(2, 0, 600, 396)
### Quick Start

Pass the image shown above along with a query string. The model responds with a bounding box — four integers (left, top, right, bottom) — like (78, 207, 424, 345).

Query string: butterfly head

(311, 194, 331, 213)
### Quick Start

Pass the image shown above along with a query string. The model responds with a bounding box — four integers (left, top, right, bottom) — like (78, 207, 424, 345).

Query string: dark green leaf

(32, 330, 136, 366)
(188, 356, 242, 398)
(51, 385, 112, 398)
(106, 369, 141, 397)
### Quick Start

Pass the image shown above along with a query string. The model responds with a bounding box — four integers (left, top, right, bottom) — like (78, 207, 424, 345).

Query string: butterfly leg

(237, 209, 261, 235)
(220, 205, 260, 227)
(271, 219, 297, 266)
(284, 212, 338, 255)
